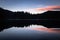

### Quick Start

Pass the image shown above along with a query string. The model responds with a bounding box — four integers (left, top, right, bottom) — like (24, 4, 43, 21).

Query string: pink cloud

(35, 6, 60, 11)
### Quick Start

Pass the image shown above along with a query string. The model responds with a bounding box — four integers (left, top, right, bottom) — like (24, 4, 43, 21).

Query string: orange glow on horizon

(35, 6, 60, 11)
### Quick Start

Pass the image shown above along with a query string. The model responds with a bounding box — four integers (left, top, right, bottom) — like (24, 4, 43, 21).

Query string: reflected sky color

(33, 28, 60, 33)
(0, 0, 60, 14)
(26, 25, 60, 33)
(1, 25, 60, 33)
(0, 25, 60, 39)
(24, 25, 60, 33)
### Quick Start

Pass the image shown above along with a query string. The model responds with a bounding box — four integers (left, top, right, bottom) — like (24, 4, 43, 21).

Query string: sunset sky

(0, 0, 60, 14)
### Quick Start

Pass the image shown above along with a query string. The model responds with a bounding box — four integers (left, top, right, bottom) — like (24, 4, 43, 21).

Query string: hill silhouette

(0, 7, 60, 19)
(0, 7, 60, 31)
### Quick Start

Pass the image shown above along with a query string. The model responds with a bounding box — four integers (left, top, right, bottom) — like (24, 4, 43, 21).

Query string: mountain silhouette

(0, 7, 60, 31)
(41, 11, 60, 19)
(0, 7, 60, 19)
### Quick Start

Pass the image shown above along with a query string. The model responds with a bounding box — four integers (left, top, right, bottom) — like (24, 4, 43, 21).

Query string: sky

(0, 0, 60, 14)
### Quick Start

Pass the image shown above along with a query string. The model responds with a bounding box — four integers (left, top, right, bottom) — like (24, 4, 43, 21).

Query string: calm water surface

(0, 25, 60, 40)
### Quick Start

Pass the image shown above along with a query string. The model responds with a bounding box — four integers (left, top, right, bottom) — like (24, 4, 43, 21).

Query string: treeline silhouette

(0, 7, 60, 19)
(0, 7, 60, 31)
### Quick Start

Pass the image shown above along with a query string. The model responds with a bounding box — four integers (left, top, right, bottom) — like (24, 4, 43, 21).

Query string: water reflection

(25, 25, 60, 33)
(0, 25, 60, 40)
(33, 28, 60, 33)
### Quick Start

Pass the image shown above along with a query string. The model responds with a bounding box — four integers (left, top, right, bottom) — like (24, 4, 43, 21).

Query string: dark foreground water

(0, 25, 60, 40)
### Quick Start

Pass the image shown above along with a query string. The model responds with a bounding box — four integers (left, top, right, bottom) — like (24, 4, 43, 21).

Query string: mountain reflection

(0, 20, 60, 32)
(26, 25, 60, 33)
(0, 25, 60, 33)
(0, 25, 60, 40)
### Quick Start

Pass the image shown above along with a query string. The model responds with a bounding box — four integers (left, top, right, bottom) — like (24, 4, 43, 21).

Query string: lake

(0, 25, 60, 40)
